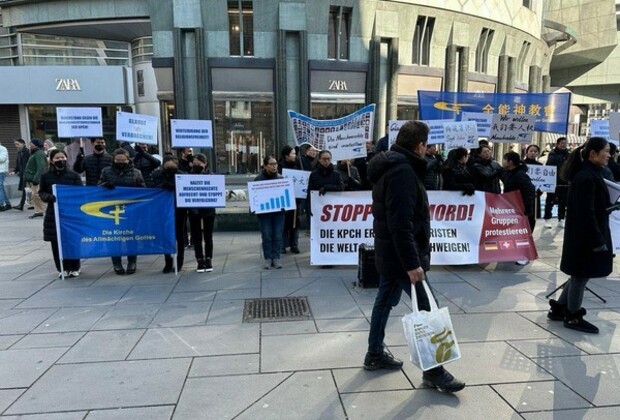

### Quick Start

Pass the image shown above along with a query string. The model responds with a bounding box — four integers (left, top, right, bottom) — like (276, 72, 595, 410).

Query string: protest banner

(324, 126, 367, 161)
(116, 111, 158, 145)
(388, 120, 406, 148)
(526, 165, 557, 193)
(171, 119, 213, 148)
(56, 107, 103, 138)
(310, 190, 537, 265)
(489, 114, 536, 143)
(248, 178, 296, 214)
(388, 119, 454, 148)
(590, 119, 609, 140)
(54, 185, 176, 259)
(288, 104, 375, 150)
(608, 112, 620, 144)
(612, 212, 620, 253)
(461, 112, 492, 137)
(418, 90, 571, 133)
(442, 121, 478, 150)
(175, 174, 225, 208)
(282, 168, 310, 199)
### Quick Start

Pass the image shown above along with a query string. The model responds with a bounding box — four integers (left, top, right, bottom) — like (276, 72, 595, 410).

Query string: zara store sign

(55, 78, 82, 91)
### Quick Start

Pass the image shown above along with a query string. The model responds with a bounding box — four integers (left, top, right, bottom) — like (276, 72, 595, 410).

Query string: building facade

(0, 0, 557, 174)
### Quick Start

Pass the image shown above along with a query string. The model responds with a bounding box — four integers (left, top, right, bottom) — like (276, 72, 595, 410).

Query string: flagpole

(52, 185, 66, 281)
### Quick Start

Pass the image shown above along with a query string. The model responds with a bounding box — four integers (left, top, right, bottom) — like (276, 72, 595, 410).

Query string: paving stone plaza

(1, 206, 620, 419)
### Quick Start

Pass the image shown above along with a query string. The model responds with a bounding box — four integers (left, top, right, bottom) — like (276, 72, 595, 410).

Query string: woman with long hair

(278, 145, 302, 254)
(254, 155, 285, 269)
(548, 137, 612, 333)
(441, 147, 475, 195)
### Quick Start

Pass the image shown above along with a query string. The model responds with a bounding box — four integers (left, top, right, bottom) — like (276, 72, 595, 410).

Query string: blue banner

(54, 185, 176, 259)
(418, 91, 571, 134)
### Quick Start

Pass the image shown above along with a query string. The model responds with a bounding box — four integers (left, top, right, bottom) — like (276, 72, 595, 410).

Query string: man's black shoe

(291, 246, 300, 254)
(113, 264, 125, 275)
(422, 367, 465, 393)
(13, 205, 23, 211)
(28, 213, 43, 218)
(363, 351, 403, 371)
(126, 262, 137, 275)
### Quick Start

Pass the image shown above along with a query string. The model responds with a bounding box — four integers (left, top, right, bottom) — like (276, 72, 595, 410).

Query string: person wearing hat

(23, 138, 49, 218)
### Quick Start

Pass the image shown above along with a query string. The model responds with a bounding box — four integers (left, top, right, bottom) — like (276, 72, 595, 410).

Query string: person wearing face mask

(38, 149, 83, 278)
(178, 147, 194, 173)
(133, 143, 161, 187)
(254, 156, 286, 269)
(152, 154, 187, 273)
(99, 148, 146, 275)
(186, 153, 217, 272)
(73, 137, 113, 186)
(278, 145, 302, 254)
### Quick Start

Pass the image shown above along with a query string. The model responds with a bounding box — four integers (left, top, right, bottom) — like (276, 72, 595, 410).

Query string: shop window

(328, 6, 352, 60)
(228, 1, 254, 56)
(311, 102, 360, 120)
(137, 70, 145, 97)
(412, 16, 434, 66)
(475, 28, 494, 73)
(517, 41, 531, 82)
(396, 105, 419, 122)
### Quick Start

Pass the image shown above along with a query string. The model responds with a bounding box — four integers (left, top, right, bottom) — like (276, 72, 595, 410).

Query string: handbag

(401, 280, 461, 371)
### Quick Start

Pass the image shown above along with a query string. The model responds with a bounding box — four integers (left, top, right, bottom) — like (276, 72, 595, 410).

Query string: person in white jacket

(0, 142, 11, 211)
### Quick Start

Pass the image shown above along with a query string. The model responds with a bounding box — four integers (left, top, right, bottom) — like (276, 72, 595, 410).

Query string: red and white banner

(310, 190, 537, 265)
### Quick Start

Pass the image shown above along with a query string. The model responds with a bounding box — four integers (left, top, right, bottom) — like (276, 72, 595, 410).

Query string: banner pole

(174, 253, 178, 276)
(52, 185, 66, 281)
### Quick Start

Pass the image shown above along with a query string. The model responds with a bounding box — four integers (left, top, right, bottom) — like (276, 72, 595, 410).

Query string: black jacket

(99, 162, 146, 188)
(133, 150, 161, 187)
(560, 160, 613, 278)
(39, 168, 82, 242)
(307, 164, 344, 200)
(73, 152, 113, 186)
(14, 145, 30, 190)
(423, 154, 443, 190)
(501, 163, 536, 216)
(442, 163, 474, 194)
(368, 144, 431, 278)
(546, 147, 569, 184)
(472, 159, 502, 193)
(335, 162, 362, 191)
(607, 159, 620, 182)
(353, 152, 375, 190)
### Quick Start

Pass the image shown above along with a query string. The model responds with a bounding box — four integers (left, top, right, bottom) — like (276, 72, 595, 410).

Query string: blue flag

(54, 185, 176, 259)
(418, 91, 571, 134)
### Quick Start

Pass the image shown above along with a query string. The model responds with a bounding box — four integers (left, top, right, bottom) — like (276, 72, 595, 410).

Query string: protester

(524, 144, 543, 219)
(0, 141, 11, 211)
(178, 147, 194, 173)
(43, 139, 56, 156)
(336, 159, 362, 191)
(604, 143, 620, 181)
(151, 155, 187, 273)
(365, 120, 465, 392)
(278, 145, 302, 254)
(548, 137, 612, 334)
(471, 145, 502, 193)
(353, 140, 375, 190)
(73, 137, 113, 186)
(423, 144, 443, 190)
(38, 149, 83, 277)
(23, 138, 49, 218)
(374, 124, 389, 153)
(544, 137, 569, 228)
(187, 154, 217, 272)
(467, 139, 489, 169)
(133, 143, 161, 187)
(254, 156, 285, 269)
(99, 148, 146, 275)
(299, 143, 318, 171)
(10, 139, 30, 211)
(441, 147, 475, 195)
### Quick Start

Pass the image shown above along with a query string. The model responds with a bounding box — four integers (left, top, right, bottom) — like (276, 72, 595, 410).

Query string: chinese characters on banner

(526, 165, 557, 193)
(442, 121, 478, 150)
(282, 168, 311, 199)
(309, 191, 537, 265)
(461, 112, 493, 137)
(489, 114, 536, 143)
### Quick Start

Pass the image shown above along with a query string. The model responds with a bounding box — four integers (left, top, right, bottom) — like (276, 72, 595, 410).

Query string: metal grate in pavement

(243, 296, 312, 323)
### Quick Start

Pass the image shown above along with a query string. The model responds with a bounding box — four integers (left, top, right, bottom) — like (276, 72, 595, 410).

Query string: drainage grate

(243, 296, 312, 323)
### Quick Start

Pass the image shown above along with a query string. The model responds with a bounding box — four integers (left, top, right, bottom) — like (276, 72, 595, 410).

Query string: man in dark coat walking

(11, 139, 30, 210)
(364, 121, 465, 393)
(73, 137, 113, 186)
(544, 137, 569, 228)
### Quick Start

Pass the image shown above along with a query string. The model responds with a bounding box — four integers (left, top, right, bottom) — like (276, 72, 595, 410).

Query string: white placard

(175, 174, 226, 208)
(590, 119, 610, 140)
(608, 112, 620, 143)
(116, 111, 158, 145)
(461, 112, 492, 137)
(282, 168, 311, 199)
(171, 119, 213, 148)
(421, 119, 455, 145)
(489, 114, 536, 143)
(526, 165, 557, 193)
(249, 146, 259, 154)
(248, 178, 296, 214)
(388, 120, 407, 148)
(324, 127, 367, 161)
(56, 107, 103, 138)
(442, 121, 478, 150)
(612, 212, 620, 253)
(605, 179, 620, 204)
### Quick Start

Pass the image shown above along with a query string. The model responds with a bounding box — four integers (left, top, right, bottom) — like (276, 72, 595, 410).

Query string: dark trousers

(165, 209, 187, 269)
(50, 240, 80, 272)
(282, 208, 299, 249)
(111, 256, 137, 266)
(189, 213, 215, 261)
(557, 276, 589, 313)
(17, 187, 27, 208)
(544, 186, 568, 220)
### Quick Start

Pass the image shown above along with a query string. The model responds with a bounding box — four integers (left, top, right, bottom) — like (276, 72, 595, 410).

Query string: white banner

(612, 212, 620, 254)
(388, 119, 454, 148)
(608, 112, 620, 144)
(388, 120, 406, 149)
(175, 174, 226, 208)
(443, 121, 478, 150)
(590, 119, 610, 140)
(461, 112, 492, 137)
(325, 127, 367, 161)
(248, 178, 296, 214)
(116, 111, 158, 145)
(489, 114, 536, 143)
(56, 107, 103, 138)
(171, 119, 213, 148)
(526, 165, 557, 193)
(282, 168, 310, 199)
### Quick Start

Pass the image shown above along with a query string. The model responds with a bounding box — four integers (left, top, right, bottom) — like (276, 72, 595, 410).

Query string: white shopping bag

(401, 280, 461, 371)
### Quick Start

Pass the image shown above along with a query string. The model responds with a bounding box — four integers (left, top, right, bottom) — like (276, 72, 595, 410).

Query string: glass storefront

(397, 104, 419, 121)
(213, 98, 274, 175)
(310, 102, 362, 120)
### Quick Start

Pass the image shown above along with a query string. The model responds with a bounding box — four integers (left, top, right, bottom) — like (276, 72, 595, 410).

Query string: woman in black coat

(441, 147, 475, 195)
(524, 144, 543, 219)
(307, 150, 345, 202)
(38, 149, 83, 278)
(278, 145, 302, 254)
(548, 137, 613, 334)
(501, 151, 536, 231)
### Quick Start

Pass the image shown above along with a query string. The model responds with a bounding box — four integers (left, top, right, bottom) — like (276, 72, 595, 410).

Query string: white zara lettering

(328, 80, 348, 91)
(55, 78, 82, 91)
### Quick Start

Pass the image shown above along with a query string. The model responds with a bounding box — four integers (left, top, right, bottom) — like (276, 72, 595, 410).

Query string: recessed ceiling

(19, 19, 151, 42)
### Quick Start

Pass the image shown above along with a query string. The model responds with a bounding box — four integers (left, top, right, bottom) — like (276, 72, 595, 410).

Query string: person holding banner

(549, 137, 613, 334)
(441, 147, 475, 196)
(524, 145, 543, 219)
(544, 137, 569, 229)
(255, 156, 286, 269)
(38, 149, 83, 278)
(133, 143, 161, 187)
(471, 145, 502, 194)
(99, 148, 146, 275)
(73, 138, 113, 186)
(364, 121, 465, 392)
(187, 154, 217, 272)
(278, 145, 302, 254)
(502, 152, 536, 232)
